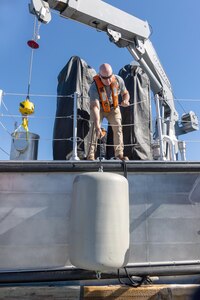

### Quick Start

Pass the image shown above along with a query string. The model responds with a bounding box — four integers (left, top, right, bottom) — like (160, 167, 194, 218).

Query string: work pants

(87, 106, 124, 159)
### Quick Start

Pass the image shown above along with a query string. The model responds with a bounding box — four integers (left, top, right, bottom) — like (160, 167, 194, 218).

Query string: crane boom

(29, 0, 199, 160)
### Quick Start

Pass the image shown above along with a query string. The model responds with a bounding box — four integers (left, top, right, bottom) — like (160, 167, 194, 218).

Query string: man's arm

(90, 100, 102, 138)
(121, 90, 130, 107)
(116, 75, 130, 107)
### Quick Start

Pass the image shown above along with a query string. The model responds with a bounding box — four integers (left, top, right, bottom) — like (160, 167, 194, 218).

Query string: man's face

(99, 73, 113, 86)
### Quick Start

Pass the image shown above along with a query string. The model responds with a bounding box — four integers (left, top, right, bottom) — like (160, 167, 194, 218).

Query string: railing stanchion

(70, 92, 80, 161)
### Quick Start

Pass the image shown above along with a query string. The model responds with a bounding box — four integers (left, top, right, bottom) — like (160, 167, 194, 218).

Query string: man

(87, 63, 130, 160)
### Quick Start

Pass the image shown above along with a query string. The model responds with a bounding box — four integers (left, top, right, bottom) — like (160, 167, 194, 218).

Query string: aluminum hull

(0, 161, 199, 272)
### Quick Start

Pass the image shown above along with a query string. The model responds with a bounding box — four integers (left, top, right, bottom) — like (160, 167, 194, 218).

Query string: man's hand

(121, 90, 130, 107)
(95, 127, 102, 139)
(121, 99, 130, 107)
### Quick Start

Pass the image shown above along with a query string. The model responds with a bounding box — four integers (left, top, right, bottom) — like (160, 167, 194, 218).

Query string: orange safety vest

(93, 75, 119, 113)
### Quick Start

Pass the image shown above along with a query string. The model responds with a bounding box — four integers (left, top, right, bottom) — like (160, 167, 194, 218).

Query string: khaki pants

(87, 106, 124, 159)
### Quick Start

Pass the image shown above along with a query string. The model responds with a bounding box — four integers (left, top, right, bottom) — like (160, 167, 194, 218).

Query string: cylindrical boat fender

(69, 172, 130, 272)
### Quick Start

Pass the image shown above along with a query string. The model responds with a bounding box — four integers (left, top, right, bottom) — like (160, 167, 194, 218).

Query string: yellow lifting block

(19, 98, 35, 115)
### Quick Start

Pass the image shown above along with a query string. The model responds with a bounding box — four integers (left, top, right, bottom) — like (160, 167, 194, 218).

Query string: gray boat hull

(0, 161, 199, 273)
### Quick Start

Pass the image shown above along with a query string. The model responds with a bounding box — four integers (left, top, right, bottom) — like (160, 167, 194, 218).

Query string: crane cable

(27, 17, 41, 98)
(18, 17, 40, 135)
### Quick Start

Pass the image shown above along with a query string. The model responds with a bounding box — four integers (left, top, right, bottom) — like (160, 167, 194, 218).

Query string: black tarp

(53, 56, 96, 160)
(107, 63, 153, 160)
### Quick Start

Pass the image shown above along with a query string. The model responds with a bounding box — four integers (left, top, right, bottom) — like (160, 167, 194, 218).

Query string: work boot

(87, 155, 95, 161)
(116, 154, 129, 161)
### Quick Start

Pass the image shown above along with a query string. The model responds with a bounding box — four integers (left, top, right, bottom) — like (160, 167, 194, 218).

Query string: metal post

(155, 94, 165, 160)
(178, 140, 186, 161)
(162, 135, 175, 161)
(70, 92, 80, 161)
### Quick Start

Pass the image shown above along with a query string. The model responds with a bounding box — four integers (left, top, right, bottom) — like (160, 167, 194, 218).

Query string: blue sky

(0, 0, 200, 160)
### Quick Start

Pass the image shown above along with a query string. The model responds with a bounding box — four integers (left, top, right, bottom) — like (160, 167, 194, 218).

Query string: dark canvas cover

(53, 56, 96, 160)
(107, 63, 152, 160)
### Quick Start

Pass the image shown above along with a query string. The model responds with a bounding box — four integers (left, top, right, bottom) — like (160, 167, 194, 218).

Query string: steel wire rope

(0, 94, 154, 125)
(4, 92, 200, 102)
(141, 22, 184, 115)
(26, 17, 41, 99)
(118, 21, 190, 116)
(0, 121, 11, 157)
(0, 111, 198, 136)
(1, 130, 199, 146)
(174, 94, 186, 114)
(0, 116, 199, 145)
(4, 91, 200, 104)
(143, 52, 187, 115)
(0, 99, 17, 157)
(1, 92, 75, 126)
(0, 121, 12, 136)
(0, 146, 9, 157)
(1, 98, 17, 123)
(1, 111, 198, 127)
(1, 92, 200, 146)
(4, 92, 74, 98)
(3, 134, 199, 146)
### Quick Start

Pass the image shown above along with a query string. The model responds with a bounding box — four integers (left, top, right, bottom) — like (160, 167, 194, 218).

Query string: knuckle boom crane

(29, 0, 199, 161)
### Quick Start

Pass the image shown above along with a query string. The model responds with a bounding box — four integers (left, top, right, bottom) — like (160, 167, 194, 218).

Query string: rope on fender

(121, 160, 127, 179)
(117, 267, 151, 287)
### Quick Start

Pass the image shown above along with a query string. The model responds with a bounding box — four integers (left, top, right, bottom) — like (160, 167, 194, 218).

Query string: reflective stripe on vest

(93, 75, 119, 113)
